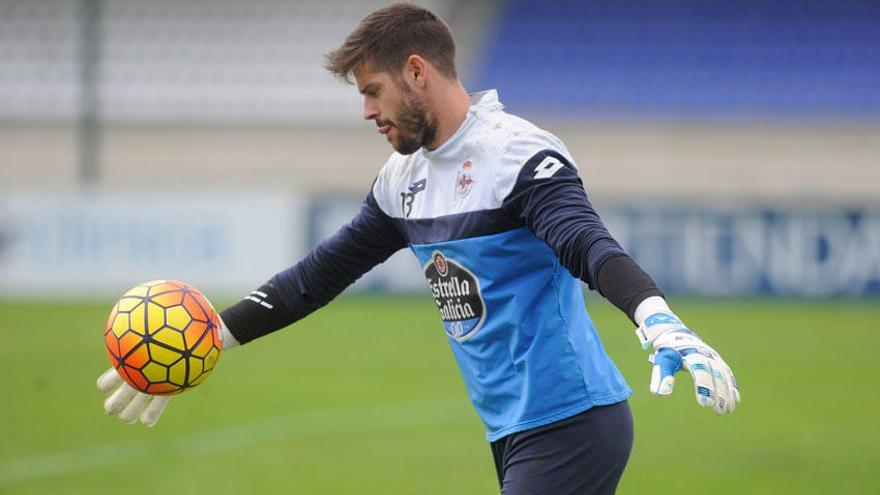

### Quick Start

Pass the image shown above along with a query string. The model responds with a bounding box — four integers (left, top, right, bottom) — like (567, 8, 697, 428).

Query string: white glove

(97, 367, 171, 426)
(98, 316, 240, 426)
(635, 297, 740, 415)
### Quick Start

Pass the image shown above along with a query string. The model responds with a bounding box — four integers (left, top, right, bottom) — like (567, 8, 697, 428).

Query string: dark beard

(392, 88, 437, 155)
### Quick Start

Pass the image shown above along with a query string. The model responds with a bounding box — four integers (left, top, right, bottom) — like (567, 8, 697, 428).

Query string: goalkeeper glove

(97, 316, 240, 427)
(635, 297, 740, 415)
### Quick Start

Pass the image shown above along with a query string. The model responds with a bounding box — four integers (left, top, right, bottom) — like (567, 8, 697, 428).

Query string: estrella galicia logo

(423, 251, 486, 342)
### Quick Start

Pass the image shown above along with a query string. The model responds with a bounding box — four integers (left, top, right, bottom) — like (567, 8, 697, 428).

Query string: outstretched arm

(502, 149, 740, 414)
(221, 191, 408, 344)
(99, 191, 407, 426)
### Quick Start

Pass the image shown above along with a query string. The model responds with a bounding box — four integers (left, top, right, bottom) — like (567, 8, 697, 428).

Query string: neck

(424, 79, 471, 151)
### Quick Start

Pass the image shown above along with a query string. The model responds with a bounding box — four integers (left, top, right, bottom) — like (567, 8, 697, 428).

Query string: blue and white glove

(635, 297, 740, 415)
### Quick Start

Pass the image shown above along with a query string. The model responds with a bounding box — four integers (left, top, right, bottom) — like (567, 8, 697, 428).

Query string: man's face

(354, 65, 436, 155)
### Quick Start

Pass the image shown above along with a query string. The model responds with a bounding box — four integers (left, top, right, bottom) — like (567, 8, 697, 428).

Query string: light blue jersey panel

(411, 227, 631, 441)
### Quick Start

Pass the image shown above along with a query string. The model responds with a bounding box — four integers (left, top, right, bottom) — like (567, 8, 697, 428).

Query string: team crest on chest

(454, 161, 475, 198)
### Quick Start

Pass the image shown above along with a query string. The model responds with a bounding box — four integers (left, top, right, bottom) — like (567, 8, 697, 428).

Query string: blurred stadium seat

(0, 0, 453, 123)
(3, 0, 877, 123)
(475, 0, 880, 120)
(0, 0, 80, 120)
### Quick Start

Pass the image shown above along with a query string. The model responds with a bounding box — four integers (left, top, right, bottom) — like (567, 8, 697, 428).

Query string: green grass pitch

(1, 295, 878, 494)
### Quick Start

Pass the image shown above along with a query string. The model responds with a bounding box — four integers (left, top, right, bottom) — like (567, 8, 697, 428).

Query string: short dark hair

(325, 3, 457, 83)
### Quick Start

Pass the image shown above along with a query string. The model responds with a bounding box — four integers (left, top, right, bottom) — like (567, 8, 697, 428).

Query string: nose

(363, 99, 378, 121)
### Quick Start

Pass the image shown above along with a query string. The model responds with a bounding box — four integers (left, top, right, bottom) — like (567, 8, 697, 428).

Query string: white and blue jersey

(274, 90, 632, 441)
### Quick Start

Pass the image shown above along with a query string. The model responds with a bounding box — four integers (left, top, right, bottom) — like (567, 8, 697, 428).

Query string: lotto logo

(533, 156, 564, 179)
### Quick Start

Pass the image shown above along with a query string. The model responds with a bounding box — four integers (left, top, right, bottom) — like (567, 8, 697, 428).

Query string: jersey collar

(421, 89, 503, 161)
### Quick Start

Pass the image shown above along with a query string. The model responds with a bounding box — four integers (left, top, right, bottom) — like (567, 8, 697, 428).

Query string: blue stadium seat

(473, 0, 880, 120)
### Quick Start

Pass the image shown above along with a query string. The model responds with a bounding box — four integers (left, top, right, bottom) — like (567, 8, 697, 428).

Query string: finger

(707, 354, 739, 413)
(140, 396, 171, 427)
(649, 348, 681, 396)
(708, 362, 730, 415)
(650, 364, 676, 395)
(97, 367, 123, 394)
(722, 367, 737, 414)
(714, 359, 740, 411)
(726, 365, 741, 409)
(729, 368, 741, 404)
(103, 383, 137, 415)
(683, 354, 716, 409)
(118, 393, 152, 424)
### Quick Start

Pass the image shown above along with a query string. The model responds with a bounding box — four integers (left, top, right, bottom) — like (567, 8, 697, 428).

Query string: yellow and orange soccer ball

(104, 280, 222, 395)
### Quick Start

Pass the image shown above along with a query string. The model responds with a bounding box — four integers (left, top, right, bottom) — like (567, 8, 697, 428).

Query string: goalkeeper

(98, 4, 739, 494)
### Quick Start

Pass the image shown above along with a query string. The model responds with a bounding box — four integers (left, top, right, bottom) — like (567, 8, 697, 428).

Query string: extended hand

(637, 312, 740, 415)
(97, 315, 239, 426)
(97, 367, 171, 426)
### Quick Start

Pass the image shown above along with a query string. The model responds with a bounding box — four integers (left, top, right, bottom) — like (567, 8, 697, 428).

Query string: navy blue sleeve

(501, 149, 663, 323)
(501, 150, 626, 289)
(269, 191, 408, 330)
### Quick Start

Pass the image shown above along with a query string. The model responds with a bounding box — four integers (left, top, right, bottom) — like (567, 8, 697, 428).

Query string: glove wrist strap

(218, 316, 241, 350)
(633, 296, 681, 348)
(634, 296, 672, 326)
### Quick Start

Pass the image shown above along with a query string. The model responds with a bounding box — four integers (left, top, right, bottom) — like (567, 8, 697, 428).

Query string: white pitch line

(0, 396, 470, 485)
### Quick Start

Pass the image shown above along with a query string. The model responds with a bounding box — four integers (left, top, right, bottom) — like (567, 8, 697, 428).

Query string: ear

(404, 55, 429, 89)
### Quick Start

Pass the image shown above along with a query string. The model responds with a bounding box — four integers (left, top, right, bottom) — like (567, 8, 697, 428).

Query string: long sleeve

(500, 149, 661, 322)
(272, 190, 408, 318)
(221, 191, 407, 344)
(500, 150, 626, 288)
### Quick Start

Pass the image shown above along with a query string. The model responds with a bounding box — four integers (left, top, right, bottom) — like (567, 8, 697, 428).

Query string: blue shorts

(490, 400, 633, 494)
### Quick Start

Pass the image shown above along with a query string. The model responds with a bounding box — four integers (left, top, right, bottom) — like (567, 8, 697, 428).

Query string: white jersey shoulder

(479, 102, 578, 205)
(371, 90, 578, 219)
